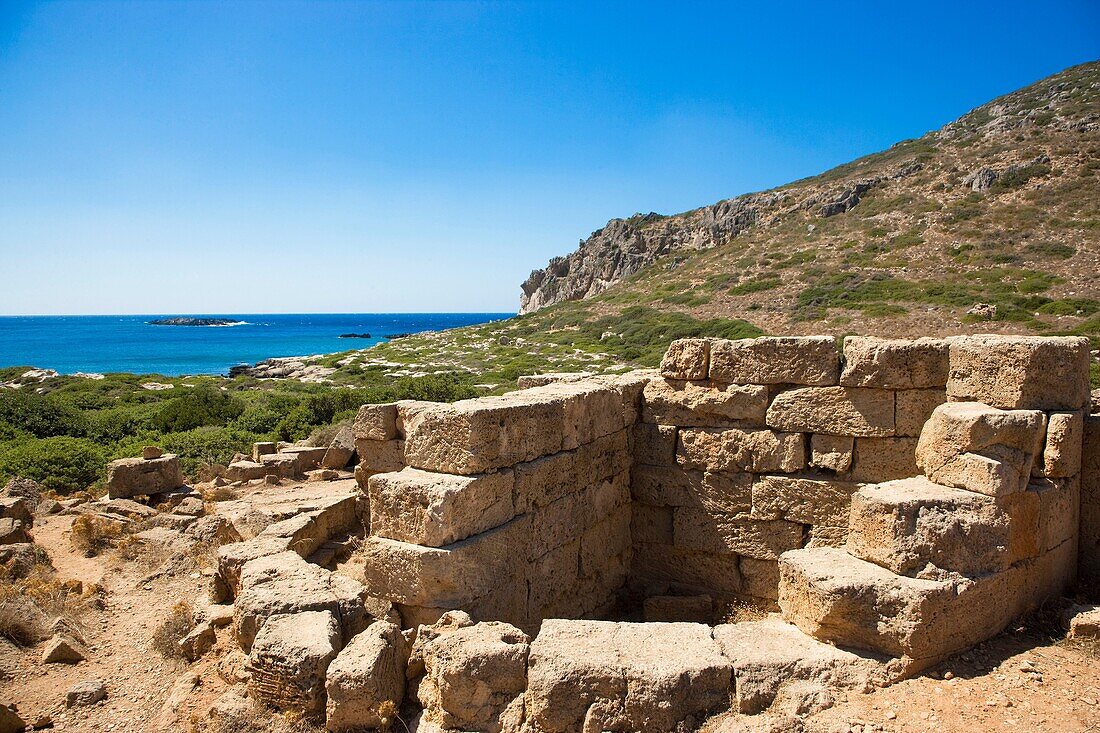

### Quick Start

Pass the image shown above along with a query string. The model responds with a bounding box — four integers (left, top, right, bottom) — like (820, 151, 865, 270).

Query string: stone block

(259, 453, 300, 478)
(353, 403, 398, 441)
(840, 337, 949, 389)
(529, 474, 628, 560)
(252, 442, 277, 462)
(643, 594, 714, 623)
(0, 497, 33, 526)
(106, 454, 184, 499)
(225, 460, 266, 483)
(846, 477, 1010, 577)
(915, 402, 1045, 497)
(849, 437, 919, 483)
(513, 430, 629, 512)
(580, 507, 630, 577)
(739, 557, 780, 601)
(708, 336, 839, 386)
(630, 542, 742, 597)
(895, 389, 948, 437)
(355, 439, 405, 475)
(528, 540, 580, 612)
(280, 446, 328, 472)
(321, 424, 356, 469)
(403, 381, 626, 475)
(767, 387, 895, 437)
(368, 468, 515, 547)
(674, 508, 803, 559)
(0, 517, 29, 545)
(660, 338, 710, 380)
(631, 503, 674, 545)
(677, 428, 805, 473)
(1038, 411, 1084, 478)
(642, 378, 768, 426)
(325, 621, 408, 733)
(810, 434, 853, 472)
(417, 622, 529, 733)
(630, 465, 753, 513)
(751, 475, 864, 527)
(247, 610, 342, 717)
(524, 620, 732, 733)
(1081, 416, 1100, 583)
(632, 423, 677, 466)
(1032, 477, 1080, 553)
(946, 335, 1090, 410)
(714, 617, 884, 714)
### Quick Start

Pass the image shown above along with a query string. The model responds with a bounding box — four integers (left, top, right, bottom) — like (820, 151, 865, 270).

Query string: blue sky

(0, 1, 1097, 315)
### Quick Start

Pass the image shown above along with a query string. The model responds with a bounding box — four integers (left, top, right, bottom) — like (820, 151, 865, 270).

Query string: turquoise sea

(0, 313, 513, 376)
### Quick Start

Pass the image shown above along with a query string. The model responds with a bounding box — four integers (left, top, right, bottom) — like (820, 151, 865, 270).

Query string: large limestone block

(849, 437, 919, 483)
(895, 389, 948, 437)
(524, 620, 732, 733)
(632, 423, 677, 466)
(739, 557, 780, 601)
(529, 473, 629, 561)
(846, 477, 1010, 576)
(809, 434, 853, 472)
(403, 381, 625, 475)
(677, 428, 805, 473)
(660, 338, 710, 380)
(630, 542, 743, 597)
(915, 402, 1045, 497)
(767, 387, 895, 437)
(417, 622, 530, 733)
(779, 547, 1019, 667)
(840, 337, 948, 389)
(709, 336, 839, 386)
(359, 516, 529, 617)
(368, 468, 515, 547)
(255, 495, 358, 559)
(234, 551, 370, 650)
(579, 507, 631, 578)
(752, 475, 865, 527)
(674, 508, 803, 560)
(247, 610, 342, 717)
(713, 617, 885, 714)
(1038, 411, 1084, 478)
(321, 424, 357, 470)
(353, 403, 398, 441)
(106, 454, 184, 499)
(325, 621, 408, 732)
(631, 465, 752, 513)
(642, 378, 768, 427)
(355, 439, 405, 476)
(217, 536, 296, 597)
(513, 430, 629, 512)
(1080, 415, 1100, 583)
(946, 335, 1090, 410)
(280, 446, 328, 472)
(631, 503, 674, 545)
(1032, 477, 1080, 554)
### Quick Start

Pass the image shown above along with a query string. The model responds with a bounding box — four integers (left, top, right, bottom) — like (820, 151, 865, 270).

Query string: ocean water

(0, 313, 513, 376)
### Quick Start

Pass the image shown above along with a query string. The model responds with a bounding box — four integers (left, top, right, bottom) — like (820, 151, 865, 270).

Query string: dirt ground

(4, 510, 1100, 733)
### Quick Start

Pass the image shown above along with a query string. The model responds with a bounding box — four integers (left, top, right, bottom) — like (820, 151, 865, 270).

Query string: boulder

(708, 336, 839, 386)
(247, 610, 342, 717)
(0, 543, 37, 578)
(946, 335, 1090, 410)
(0, 703, 24, 733)
(142, 446, 163, 460)
(106, 454, 184, 499)
(178, 621, 217, 661)
(2, 477, 42, 510)
(915, 402, 1045, 497)
(325, 621, 408, 732)
(41, 633, 86, 664)
(322, 424, 357, 469)
(0, 518, 29, 545)
(66, 679, 107, 707)
(417, 621, 529, 733)
(524, 620, 732, 733)
(1065, 604, 1100, 639)
(0, 497, 33, 527)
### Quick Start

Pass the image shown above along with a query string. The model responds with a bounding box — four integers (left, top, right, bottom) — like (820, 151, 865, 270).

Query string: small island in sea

(149, 317, 243, 327)
(338, 332, 372, 338)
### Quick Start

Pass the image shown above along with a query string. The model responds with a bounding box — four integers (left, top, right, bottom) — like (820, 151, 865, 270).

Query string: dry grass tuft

(202, 485, 240, 503)
(151, 601, 194, 660)
(719, 597, 771, 625)
(70, 514, 127, 556)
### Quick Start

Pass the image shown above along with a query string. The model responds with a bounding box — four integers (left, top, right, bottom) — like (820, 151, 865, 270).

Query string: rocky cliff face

(519, 61, 1100, 314)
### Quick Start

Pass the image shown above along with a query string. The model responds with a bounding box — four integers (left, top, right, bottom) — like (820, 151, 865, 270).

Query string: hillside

(519, 61, 1100, 345)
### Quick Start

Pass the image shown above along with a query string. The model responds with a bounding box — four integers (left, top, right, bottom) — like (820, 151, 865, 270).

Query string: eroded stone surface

(947, 334, 1090, 410)
(325, 621, 408, 732)
(709, 336, 839, 386)
(767, 387, 895, 438)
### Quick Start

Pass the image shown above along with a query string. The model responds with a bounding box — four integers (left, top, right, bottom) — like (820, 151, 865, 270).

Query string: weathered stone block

(631, 542, 742, 597)
(915, 402, 1045, 497)
(767, 387, 895, 437)
(247, 610, 341, 718)
(642, 594, 714, 623)
(631, 503, 674, 545)
(660, 338, 710, 380)
(677, 428, 805, 473)
(674, 508, 803, 559)
(1039, 411, 1084, 478)
(947, 335, 1090, 410)
(580, 507, 630, 577)
(630, 465, 752, 513)
(1032, 477, 1080, 553)
(632, 423, 677, 466)
(355, 439, 405, 476)
(846, 477, 1010, 577)
(529, 473, 628, 560)
(849, 437, 919, 483)
(642, 378, 768, 426)
(325, 621, 408, 733)
(840, 337, 949, 389)
(106, 454, 184, 499)
(895, 389, 948, 437)
(739, 556, 780, 601)
(352, 403, 398, 441)
(368, 468, 515, 547)
(709, 336, 839, 386)
(321, 424, 356, 470)
(810, 434, 853, 472)
(418, 622, 529, 733)
(524, 620, 732, 733)
(751, 475, 864, 527)
(1080, 416, 1100, 583)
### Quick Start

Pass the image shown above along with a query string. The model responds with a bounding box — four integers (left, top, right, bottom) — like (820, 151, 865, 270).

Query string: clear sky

(1, 1, 1097, 315)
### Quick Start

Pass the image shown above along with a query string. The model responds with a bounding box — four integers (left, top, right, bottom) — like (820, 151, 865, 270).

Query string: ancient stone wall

(350, 376, 645, 631)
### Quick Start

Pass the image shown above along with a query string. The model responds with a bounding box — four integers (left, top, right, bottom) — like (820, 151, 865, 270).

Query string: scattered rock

(65, 679, 107, 707)
(41, 633, 86, 664)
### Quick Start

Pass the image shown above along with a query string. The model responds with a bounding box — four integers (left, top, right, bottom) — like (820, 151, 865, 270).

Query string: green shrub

(153, 386, 245, 432)
(0, 437, 105, 494)
(0, 391, 85, 438)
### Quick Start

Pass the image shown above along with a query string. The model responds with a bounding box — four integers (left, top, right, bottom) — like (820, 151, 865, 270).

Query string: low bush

(151, 601, 194, 660)
(0, 436, 105, 494)
(70, 515, 127, 557)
